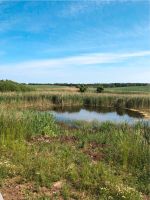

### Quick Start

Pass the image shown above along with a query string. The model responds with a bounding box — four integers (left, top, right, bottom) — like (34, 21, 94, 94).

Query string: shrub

(79, 85, 87, 93)
(96, 86, 104, 93)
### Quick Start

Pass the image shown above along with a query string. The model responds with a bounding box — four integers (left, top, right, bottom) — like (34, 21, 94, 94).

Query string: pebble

(0, 193, 4, 200)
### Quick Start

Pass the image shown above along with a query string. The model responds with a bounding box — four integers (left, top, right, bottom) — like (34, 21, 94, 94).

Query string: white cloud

(1, 50, 150, 72)
(0, 50, 150, 83)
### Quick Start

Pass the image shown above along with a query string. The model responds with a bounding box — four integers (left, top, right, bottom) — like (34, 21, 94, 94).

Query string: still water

(50, 106, 147, 124)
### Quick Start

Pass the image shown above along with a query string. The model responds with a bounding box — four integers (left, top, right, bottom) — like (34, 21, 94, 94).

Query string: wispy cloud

(60, 0, 103, 17)
(1, 50, 150, 83)
(61, 0, 132, 17)
(1, 50, 150, 71)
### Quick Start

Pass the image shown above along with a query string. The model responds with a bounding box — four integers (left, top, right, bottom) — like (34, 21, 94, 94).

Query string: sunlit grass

(0, 92, 149, 110)
(0, 109, 149, 199)
(0, 88, 149, 199)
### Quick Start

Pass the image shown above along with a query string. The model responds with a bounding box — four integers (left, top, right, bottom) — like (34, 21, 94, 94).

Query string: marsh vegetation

(0, 83, 149, 199)
(0, 80, 33, 92)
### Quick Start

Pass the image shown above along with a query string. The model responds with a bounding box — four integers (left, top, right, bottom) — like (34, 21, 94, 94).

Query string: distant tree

(79, 85, 87, 93)
(96, 86, 104, 93)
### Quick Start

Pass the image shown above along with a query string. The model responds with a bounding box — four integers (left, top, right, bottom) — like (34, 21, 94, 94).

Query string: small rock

(53, 181, 63, 190)
(0, 193, 4, 200)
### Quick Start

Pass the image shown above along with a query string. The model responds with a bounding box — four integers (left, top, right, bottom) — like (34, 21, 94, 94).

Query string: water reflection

(50, 105, 145, 124)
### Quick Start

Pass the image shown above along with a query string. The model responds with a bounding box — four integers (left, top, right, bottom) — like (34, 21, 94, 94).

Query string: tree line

(29, 83, 149, 88)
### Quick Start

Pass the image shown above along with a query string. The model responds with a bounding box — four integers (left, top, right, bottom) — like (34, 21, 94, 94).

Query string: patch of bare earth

(29, 135, 107, 162)
(0, 177, 65, 200)
(82, 141, 109, 161)
(29, 135, 78, 145)
(37, 180, 65, 200)
(0, 177, 33, 200)
(143, 195, 150, 200)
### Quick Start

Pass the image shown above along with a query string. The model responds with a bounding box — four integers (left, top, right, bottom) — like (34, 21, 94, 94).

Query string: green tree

(79, 85, 87, 93)
(96, 86, 104, 93)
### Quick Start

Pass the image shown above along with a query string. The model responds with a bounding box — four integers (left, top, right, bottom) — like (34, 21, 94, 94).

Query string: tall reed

(0, 92, 149, 109)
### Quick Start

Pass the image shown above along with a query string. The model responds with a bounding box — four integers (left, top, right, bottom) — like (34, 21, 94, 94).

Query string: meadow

(0, 83, 150, 200)
(31, 84, 150, 94)
(104, 85, 150, 94)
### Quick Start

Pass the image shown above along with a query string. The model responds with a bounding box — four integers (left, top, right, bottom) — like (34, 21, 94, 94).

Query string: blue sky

(0, 0, 150, 83)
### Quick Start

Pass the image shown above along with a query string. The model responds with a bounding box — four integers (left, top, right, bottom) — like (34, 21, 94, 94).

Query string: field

(0, 84, 150, 200)
(104, 85, 150, 94)
(32, 85, 150, 94)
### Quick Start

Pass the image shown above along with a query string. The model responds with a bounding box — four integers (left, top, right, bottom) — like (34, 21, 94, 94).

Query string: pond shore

(126, 108, 150, 119)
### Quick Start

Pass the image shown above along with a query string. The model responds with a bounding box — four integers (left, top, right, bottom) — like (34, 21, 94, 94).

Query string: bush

(79, 85, 87, 93)
(96, 86, 104, 93)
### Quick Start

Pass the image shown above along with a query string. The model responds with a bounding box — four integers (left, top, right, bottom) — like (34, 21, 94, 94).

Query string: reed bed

(0, 92, 150, 110)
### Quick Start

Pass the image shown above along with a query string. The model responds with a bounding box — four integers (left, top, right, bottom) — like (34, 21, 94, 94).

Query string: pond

(50, 106, 148, 124)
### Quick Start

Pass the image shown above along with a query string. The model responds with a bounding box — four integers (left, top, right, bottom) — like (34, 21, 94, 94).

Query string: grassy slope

(0, 109, 149, 200)
(0, 80, 33, 92)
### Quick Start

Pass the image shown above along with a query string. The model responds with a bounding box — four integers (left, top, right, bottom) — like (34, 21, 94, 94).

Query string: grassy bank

(0, 110, 149, 199)
(0, 80, 33, 92)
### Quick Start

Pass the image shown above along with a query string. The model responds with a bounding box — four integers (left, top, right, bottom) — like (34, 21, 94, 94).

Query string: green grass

(87, 85, 150, 94)
(0, 88, 149, 199)
(104, 85, 150, 94)
(0, 80, 33, 92)
(0, 109, 149, 199)
(30, 84, 150, 94)
(1, 82, 149, 94)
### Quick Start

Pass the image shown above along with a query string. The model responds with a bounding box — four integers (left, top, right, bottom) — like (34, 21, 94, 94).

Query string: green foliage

(78, 85, 87, 93)
(0, 80, 33, 92)
(96, 86, 104, 93)
(0, 111, 58, 141)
